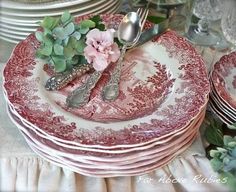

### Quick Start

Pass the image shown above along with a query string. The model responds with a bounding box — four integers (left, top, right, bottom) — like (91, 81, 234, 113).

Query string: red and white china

(3, 13, 210, 176)
(209, 51, 236, 126)
(7, 104, 202, 177)
(3, 15, 209, 149)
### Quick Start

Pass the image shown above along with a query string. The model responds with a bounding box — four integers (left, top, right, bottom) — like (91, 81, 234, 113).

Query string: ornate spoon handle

(45, 64, 91, 91)
(66, 71, 102, 108)
(101, 45, 127, 101)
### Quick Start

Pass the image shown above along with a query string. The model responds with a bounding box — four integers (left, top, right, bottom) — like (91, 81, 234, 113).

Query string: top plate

(211, 51, 236, 109)
(1, 0, 112, 17)
(3, 14, 210, 148)
(1, 0, 91, 10)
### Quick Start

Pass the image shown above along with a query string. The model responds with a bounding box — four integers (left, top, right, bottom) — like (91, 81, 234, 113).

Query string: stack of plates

(209, 52, 236, 127)
(3, 14, 210, 177)
(0, 0, 121, 43)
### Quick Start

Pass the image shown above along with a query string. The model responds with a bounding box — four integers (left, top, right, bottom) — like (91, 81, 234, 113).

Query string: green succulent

(35, 11, 105, 72)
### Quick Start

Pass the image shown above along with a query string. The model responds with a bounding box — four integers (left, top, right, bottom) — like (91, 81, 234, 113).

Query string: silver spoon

(101, 12, 142, 101)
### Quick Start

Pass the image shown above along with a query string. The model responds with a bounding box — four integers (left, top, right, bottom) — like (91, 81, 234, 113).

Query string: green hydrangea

(35, 11, 105, 72)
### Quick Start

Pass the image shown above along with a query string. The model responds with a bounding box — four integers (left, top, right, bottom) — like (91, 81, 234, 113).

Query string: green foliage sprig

(210, 135, 236, 190)
(35, 11, 105, 72)
(204, 114, 236, 190)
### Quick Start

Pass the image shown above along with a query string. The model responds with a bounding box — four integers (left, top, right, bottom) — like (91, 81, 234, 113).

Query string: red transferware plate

(3, 14, 209, 148)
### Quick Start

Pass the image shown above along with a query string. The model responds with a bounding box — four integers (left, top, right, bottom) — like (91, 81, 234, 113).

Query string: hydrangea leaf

(52, 18, 60, 29)
(68, 36, 78, 49)
(79, 27, 90, 34)
(231, 148, 236, 158)
(223, 157, 230, 164)
(40, 16, 55, 29)
(61, 10, 71, 24)
(223, 159, 236, 172)
(210, 150, 221, 158)
(55, 39, 62, 45)
(41, 16, 59, 30)
(80, 20, 95, 28)
(224, 135, 235, 146)
(228, 123, 236, 130)
(54, 44, 64, 55)
(63, 37, 69, 46)
(64, 45, 75, 58)
(210, 158, 223, 172)
(64, 22, 75, 36)
(228, 142, 236, 148)
(43, 35, 53, 46)
(52, 56, 66, 72)
(72, 31, 81, 40)
(53, 27, 67, 40)
(35, 31, 43, 42)
(217, 147, 228, 153)
(37, 44, 52, 56)
(75, 39, 86, 54)
(43, 28, 52, 36)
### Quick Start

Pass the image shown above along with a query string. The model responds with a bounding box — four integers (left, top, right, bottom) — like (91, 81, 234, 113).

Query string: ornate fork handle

(101, 45, 127, 101)
(66, 71, 102, 108)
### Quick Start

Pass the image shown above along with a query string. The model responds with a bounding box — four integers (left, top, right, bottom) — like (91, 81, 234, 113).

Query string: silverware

(45, 64, 91, 91)
(45, 19, 168, 91)
(101, 7, 150, 102)
(101, 19, 168, 102)
(135, 19, 169, 47)
(66, 11, 142, 108)
(101, 12, 142, 101)
(66, 71, 102, 108)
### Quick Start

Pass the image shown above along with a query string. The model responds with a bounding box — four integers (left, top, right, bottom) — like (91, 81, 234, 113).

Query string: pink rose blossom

(84, 28, 120, 71)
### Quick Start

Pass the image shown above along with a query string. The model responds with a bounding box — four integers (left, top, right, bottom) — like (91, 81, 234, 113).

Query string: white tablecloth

(0, 40, 230, 192)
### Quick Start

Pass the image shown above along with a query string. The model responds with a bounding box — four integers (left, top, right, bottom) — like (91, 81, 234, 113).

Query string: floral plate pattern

(3, 14, 210, 148)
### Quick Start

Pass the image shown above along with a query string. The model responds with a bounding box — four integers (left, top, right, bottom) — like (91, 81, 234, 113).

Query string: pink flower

(84, 28, 120, 71)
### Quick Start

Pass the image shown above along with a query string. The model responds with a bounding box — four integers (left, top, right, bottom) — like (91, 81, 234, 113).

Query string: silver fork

(137, 6, 150, 35)
(101, 6, 150, 101)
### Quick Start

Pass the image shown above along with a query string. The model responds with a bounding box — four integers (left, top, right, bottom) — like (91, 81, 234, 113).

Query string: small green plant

(35, 11, 105, 72)
(228, 123, 236, 130)
(204, 114, 224, 146)
(210, 135, 236, 190)
(204, 114, 236, 190)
